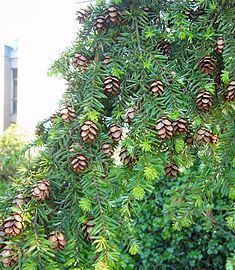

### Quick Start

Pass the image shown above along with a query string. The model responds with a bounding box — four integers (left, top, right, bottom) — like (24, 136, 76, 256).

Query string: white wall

(0, 45, 4, 133)
(17, 0, 78, 134)
(0, 0, 94, 135)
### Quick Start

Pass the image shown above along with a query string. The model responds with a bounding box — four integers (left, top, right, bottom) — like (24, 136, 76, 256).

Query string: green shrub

(122, 181, 235, 269)
(0, 124, 29, 183)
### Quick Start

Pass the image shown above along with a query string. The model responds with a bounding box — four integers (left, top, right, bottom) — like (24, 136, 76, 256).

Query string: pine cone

(156, 117, 174, 139)
(101, 143, 114, 157)
(196, 128, 212, 143)
(105, 6, 122, 25)
(108, 124, 122, 142)
(82, 219, 95, 241)
(0, 227, 5, 249)
(3, 213, 24, 236)
(104, 76, 120, 95)
(126, 108, 136, 123)
(224, 81, 235, 102)
(80, 121, 98, 142)
(35, 126, 44, 137)
(211, 134, 218, 144)
(215, 37, 225, 53)
(196, 91, 213, 112)
(103, 56, 112, 65)
(120, 147, 137, 166)
(214, 73, 222, 89)
(71, 154, 88, 173)
(199, 56, 217, 75)
(185, 9, 195, 21)
(165, 163, 179, 178)
(60, 106, 76, 122)
(32, 179, 50, 201)
(1, 246, 18, 267)
(185, 134, 194, 146)
(13, 194, 26, 206)
(49, 231, 66, 250)
(173, 119, 188, 134)
(73, 53, 89, 71)
(93, 16, 107, 33)
(150, 80, 164, 96)
(76, 9, 89, 23)
(156, 41, 171, 56)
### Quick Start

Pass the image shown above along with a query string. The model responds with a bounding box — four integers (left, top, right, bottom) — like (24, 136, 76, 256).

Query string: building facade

(0, 44, 18, 134)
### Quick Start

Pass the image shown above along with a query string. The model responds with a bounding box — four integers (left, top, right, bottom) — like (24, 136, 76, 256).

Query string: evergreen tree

(0, 0, 234, 269)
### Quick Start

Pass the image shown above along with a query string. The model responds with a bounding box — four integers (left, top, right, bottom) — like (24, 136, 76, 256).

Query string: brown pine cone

(103, 56, 112, 65)
(224, 81, 235, 102)
(82, 219, 95, 242)
(0, 227, 5, 249)
(156, 40, 171, 56)
(185, 9, 195, 21)
(199, 56, 217, 75)
(73, 53, 89, 71)
(80, 121, 98, 142)
(156, 117, 174, 139)
(165, 163, 179, 178)
(108, 124, 122, 142)
(173, 119, 188, 134)
(214, 73, 222, 89)
(105, 6, 122, 25)
(104, 76, 120, 95)
(150, 80, 164, 96)
(185, 134, 194, 146)
(211, 134, 218, 144)
(35, 126, 44, 137)
(1, 246, 18, 267)
(101, 143, 114, 157)
(13, 194, 26, 206)
(120, 147, 137, 166)
(49, 231, 66, 250)
(93, 16, 107, 33)
(196, 128, 212, 143)
(3, 213, 24, 236)
(126, 108, 136, 123)
(60, 106, 76, 122)
(32, 179, 51, 201)
(76, 9, 89, 23)
(215, 37, 225, 53)
(196, 91, 213, 112)
(71, 154, 88, 173)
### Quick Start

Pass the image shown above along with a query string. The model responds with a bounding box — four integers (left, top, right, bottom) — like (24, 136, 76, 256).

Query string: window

(11, 68, 17, 114)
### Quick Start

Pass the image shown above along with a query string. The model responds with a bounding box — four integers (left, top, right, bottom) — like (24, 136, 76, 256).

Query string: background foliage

(0, 124, 29, 195)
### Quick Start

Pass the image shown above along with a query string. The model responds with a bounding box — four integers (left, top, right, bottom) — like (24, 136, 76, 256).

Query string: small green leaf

(144, 166, 158, 181)
(175, 139, 185, 153)
(229, 187, 235, 200)
(205, 83, 215, 94)
(221, 70, 230, 84)
(226, 215, 235, 229)
(132, 186, 145, 200)
(168, 111, 180, 121)
(140, 140, 151, 152)
(79, 198, 91, 213)
(193, 116, 202, 127)
(144, 27, 156, 39)
(209, 1, 218, 11)
(129, 243, 140, 255)
(85, 111, 100, 123)
(111, 65, 124, 78)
